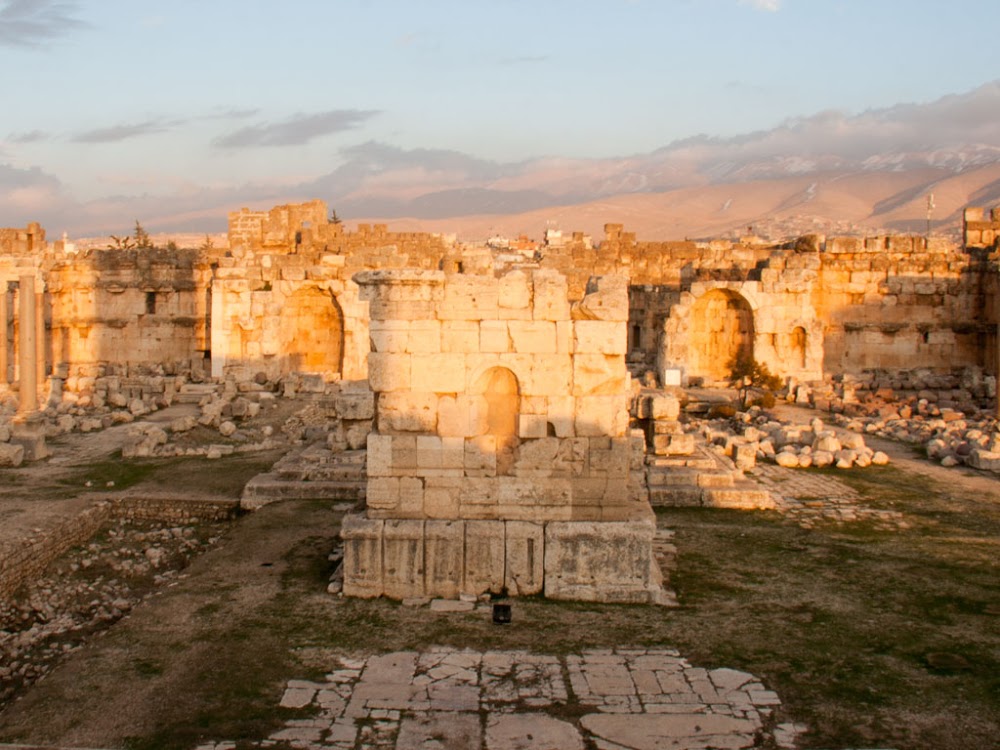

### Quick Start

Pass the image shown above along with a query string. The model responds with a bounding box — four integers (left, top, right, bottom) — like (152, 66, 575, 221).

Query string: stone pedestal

(11, 412, 49, 462)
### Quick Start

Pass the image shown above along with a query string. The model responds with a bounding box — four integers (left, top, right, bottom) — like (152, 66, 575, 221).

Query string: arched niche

(473, 366, 520, 476)
(688, 289, 755, 382)
(279, 286, 344, 374)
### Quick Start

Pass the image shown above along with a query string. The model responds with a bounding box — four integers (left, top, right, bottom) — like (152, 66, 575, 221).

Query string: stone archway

(474, 366, 520, 475)
(278, 286, 344, 374)
(688, 289, 754, 382)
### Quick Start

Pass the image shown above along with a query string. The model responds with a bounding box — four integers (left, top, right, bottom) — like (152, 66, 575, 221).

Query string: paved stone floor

(751, 464, 906, 530)
(195, 647, 801, 750)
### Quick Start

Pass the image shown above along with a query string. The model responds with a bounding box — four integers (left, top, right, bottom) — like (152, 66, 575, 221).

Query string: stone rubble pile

(0, 517, 224, 707)
(787, 368, 1000, 473)
(0, 367, 371, 461)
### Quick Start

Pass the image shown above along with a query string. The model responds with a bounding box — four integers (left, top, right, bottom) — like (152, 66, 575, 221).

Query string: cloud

(8, 129, 49, 143)
(0, 0, 87, 47)
(738, 0, 781, 11)
(213, 110, 379, 149)
(72, 119, 182, 144)
(203, 107, 260, 121)
(0, 162, 69, 219)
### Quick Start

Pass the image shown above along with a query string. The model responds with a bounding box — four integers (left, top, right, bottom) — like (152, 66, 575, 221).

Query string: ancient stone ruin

(341, 269, 665, 603)
(1, 200, 999, 603)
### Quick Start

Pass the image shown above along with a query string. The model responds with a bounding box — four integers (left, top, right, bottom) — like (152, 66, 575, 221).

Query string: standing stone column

(10, 274, 48, 461)
(18, 276, 37, 413)
(35, 289, 46, 388)
(0, 285, 8, 386)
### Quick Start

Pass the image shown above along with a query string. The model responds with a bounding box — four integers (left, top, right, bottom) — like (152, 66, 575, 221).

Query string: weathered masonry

(1, 201, 998, 397)
(1, 201, 999, 602)
(340, 269, 667, 603)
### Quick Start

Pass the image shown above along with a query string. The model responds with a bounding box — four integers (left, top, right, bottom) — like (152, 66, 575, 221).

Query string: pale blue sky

(2, 0, 998, 233)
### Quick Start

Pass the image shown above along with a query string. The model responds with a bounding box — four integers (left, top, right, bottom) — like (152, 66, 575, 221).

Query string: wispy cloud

(213, 110, 379, 149)
(8, 129, 49, 143)
(72, 119, 182, 144)
(0, 0, 87, 47)
(203, 107, 260, 121)
(738, 0, 781, 11)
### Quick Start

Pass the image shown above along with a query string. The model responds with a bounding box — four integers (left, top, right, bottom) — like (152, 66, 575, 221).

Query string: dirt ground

(0, 402, 998, 750)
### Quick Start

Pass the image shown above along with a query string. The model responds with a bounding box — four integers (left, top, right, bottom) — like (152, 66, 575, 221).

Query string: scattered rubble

(0, 517, 226, 708)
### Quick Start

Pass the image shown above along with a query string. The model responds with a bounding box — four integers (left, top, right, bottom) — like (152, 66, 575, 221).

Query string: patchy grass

(1, 464, 998, 750)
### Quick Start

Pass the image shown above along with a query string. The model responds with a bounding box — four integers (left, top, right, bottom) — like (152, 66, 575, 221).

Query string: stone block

(545, 395, 576, 437)
(480, 320, 510, 353)
(367, 477, 400, 512)
(575, 394, 628, 437)
(377, 392, 438, 433)
(411, 353, 465, 393)
(382, 520, 425, 600)
(459, 476, 500, 508)
(464, 436, 497, 476)
(341, 514, 383, 599)
(424, 477, 462, 518)
(463, 520, 505, 596)
(650, 395, 680, 420)
(508, 320, 556, 353)
(416, 435, 443, 469)
(404, 320, 441, 354)
(499, 270, 531, 309)
(441, 320, 480, 353)
(424, 520, 465, 599)
(399, 477, 425, 515)
(500, 478, 572, 512)
(437, 394, 479, 438)
(573, 354, 627, 397)
(367, 433, 393, 477)
(572, 275, 628, 322)
(505, 521, 544, 596)
(544, 519, 659, 603)
(525, 355, 573, 397)
(369, 320, 410, 353)
(368, 352, 411, 392)
(336, 391, 375, 420)
(391, 435, 418, 470)
(441, 436, 465, 469)
(532, 269, 571, 321)
(574, 320, 627, 355)
(518, 413, 549, 439)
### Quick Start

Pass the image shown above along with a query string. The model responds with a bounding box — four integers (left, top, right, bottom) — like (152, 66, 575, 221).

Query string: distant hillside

(350, 162, 1000, 243)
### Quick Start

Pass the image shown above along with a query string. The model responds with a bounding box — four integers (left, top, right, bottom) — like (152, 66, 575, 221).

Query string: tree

(330, 208, 342, 225)
(134, 220, 153, 249)
(107, 234, 135, 250)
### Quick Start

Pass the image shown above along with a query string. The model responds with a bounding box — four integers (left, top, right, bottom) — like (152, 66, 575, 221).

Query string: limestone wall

(342, 268, 664, 604)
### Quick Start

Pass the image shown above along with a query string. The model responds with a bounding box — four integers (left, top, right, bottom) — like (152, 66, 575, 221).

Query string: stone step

(175, 383, 220, 404)
(649, 487, 704, 507)
(703, 486, 774, 510)
(241, 475, 366, 510)
(276, 466, 365, 482)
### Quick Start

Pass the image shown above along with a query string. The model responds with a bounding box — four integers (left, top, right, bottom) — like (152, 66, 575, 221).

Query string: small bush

(729, 354, 782, 391)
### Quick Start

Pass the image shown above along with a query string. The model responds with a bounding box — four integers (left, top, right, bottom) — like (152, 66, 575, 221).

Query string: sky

(1, 0, 999, 235)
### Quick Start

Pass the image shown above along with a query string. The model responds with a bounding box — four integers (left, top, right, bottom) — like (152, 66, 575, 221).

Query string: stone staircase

(241, 444, 367, 510)
(173, 383, 221, 405)
(647, 445, 773, 510)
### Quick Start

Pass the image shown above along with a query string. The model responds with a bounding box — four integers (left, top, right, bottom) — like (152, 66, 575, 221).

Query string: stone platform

(341, 513, 669, 604)
(195, 647, 805, 750)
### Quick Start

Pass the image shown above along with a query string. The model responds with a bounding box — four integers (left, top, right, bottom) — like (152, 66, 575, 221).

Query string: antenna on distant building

(926, 193, 935, 239)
